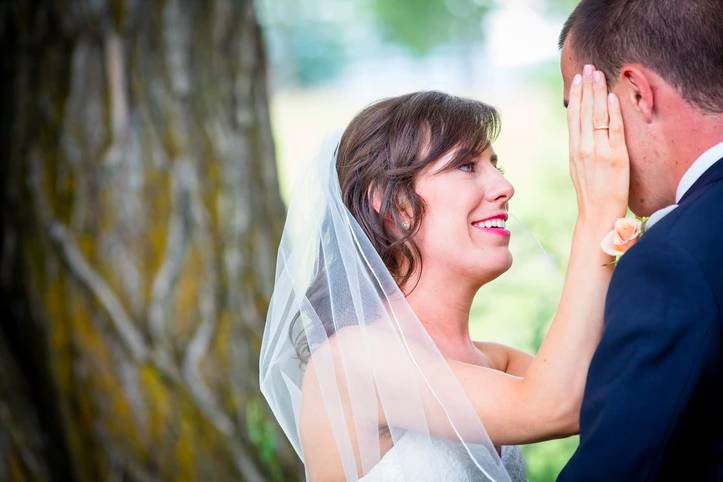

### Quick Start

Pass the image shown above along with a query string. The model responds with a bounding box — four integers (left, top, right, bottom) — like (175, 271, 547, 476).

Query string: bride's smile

(471, 214, 509, 235)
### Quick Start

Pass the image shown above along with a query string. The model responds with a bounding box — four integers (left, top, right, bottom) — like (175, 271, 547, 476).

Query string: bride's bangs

(428, 96, 501, 173)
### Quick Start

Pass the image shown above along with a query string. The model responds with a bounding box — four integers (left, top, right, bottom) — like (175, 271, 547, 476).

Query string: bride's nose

(486, 172, 515, 204)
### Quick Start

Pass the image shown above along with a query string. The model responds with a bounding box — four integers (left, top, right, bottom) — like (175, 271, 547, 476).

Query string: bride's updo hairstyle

(336, 91, 500, 291)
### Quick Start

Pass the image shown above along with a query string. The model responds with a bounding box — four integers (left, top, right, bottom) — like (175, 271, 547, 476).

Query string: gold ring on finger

(594, 125, 610, 130)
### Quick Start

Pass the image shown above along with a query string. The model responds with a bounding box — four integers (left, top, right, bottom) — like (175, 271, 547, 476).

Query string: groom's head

(559, 0, 723, 216)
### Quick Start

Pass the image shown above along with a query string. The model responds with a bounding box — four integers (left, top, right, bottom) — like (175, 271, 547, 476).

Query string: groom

(557, 1, 723, 480)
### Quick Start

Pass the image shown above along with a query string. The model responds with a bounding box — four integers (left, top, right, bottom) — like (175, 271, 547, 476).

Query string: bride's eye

(458, 162, 475, 173)
(495, 164, 505, 175)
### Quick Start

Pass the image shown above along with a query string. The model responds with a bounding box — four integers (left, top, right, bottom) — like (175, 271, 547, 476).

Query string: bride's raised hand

(567, 64, 630, 228)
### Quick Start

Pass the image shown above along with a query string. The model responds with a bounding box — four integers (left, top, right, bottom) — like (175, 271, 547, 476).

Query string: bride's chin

(466, 259, 513, 287)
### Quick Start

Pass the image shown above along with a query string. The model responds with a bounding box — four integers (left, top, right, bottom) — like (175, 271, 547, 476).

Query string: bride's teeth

(473, 218, 506, 229)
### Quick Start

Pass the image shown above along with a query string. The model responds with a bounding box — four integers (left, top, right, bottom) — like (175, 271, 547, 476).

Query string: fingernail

(573, 74, 582, 85)
(594, 71, 604, 83)
(583, 64, 594, 76)
(608, 93, 617, 104)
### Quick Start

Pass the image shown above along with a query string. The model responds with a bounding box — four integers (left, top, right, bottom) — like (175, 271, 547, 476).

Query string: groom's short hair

(559, 0, 723, 113)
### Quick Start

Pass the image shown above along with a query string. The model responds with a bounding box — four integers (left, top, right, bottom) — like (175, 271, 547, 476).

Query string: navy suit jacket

(558, 157, 723, 481)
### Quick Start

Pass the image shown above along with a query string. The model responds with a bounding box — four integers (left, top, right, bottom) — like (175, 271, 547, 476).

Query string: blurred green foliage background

(257, 0, 584, 480)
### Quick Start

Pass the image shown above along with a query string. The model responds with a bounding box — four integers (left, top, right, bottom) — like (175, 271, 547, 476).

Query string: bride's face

(412, 145, 514, 285)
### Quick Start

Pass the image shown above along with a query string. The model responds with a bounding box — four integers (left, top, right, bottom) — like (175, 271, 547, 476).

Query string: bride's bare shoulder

(301, 324, 397, 383)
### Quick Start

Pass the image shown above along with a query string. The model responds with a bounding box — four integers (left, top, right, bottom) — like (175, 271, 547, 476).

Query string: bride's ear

(368, 184, 413, 231)
(368, 184, 383, 215)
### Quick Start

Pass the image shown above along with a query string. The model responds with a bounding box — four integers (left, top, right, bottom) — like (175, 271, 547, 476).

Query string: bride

(260, 66, 628, 481)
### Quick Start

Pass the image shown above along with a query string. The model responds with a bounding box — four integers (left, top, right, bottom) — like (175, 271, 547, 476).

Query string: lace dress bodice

(359, 431, 527, 482)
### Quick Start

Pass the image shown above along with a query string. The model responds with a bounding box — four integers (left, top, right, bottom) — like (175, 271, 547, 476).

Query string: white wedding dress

(360, 431, 527, 481)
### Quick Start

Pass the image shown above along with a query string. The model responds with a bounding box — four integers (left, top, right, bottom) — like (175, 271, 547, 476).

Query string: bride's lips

(471, 213, 511, 237)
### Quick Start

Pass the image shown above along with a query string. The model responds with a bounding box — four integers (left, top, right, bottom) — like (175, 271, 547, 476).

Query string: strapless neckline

(359, 431, 527, 481)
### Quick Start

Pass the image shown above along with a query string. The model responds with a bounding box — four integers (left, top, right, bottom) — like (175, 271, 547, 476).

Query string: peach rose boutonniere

(600, 217, 645, 257)
(600, 204, 679, 262)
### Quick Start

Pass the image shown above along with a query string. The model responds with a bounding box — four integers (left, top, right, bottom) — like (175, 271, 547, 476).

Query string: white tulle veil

(259, 131, 560, 481)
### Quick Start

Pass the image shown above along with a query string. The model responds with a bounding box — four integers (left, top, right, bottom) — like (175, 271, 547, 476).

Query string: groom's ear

(619, 65, 655, 123)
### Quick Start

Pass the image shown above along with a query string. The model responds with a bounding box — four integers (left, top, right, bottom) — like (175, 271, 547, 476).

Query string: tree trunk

(0, 1, 300, 480)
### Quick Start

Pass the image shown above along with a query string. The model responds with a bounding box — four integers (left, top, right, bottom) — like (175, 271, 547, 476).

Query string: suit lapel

(678, 157, 723, 206)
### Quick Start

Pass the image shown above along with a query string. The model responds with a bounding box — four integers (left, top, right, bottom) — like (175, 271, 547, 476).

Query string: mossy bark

(0, 1, 299, 480)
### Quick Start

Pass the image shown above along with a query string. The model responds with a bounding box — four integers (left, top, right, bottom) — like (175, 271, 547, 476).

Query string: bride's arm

(456, 66, 628, 444)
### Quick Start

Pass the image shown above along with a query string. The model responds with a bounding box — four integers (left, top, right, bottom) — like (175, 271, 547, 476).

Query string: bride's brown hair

(336, 90, 500, 292)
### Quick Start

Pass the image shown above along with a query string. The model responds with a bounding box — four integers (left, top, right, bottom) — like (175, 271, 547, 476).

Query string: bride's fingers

(580, 65, 595, 163)
(567, 73, 582, 158)
(607, 93, 626, 156)
(592, 70, 610, 147)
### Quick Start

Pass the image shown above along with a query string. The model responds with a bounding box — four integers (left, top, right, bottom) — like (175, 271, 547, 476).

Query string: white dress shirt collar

(675, 140, 723, 203)
(645, 140, 723, 231)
